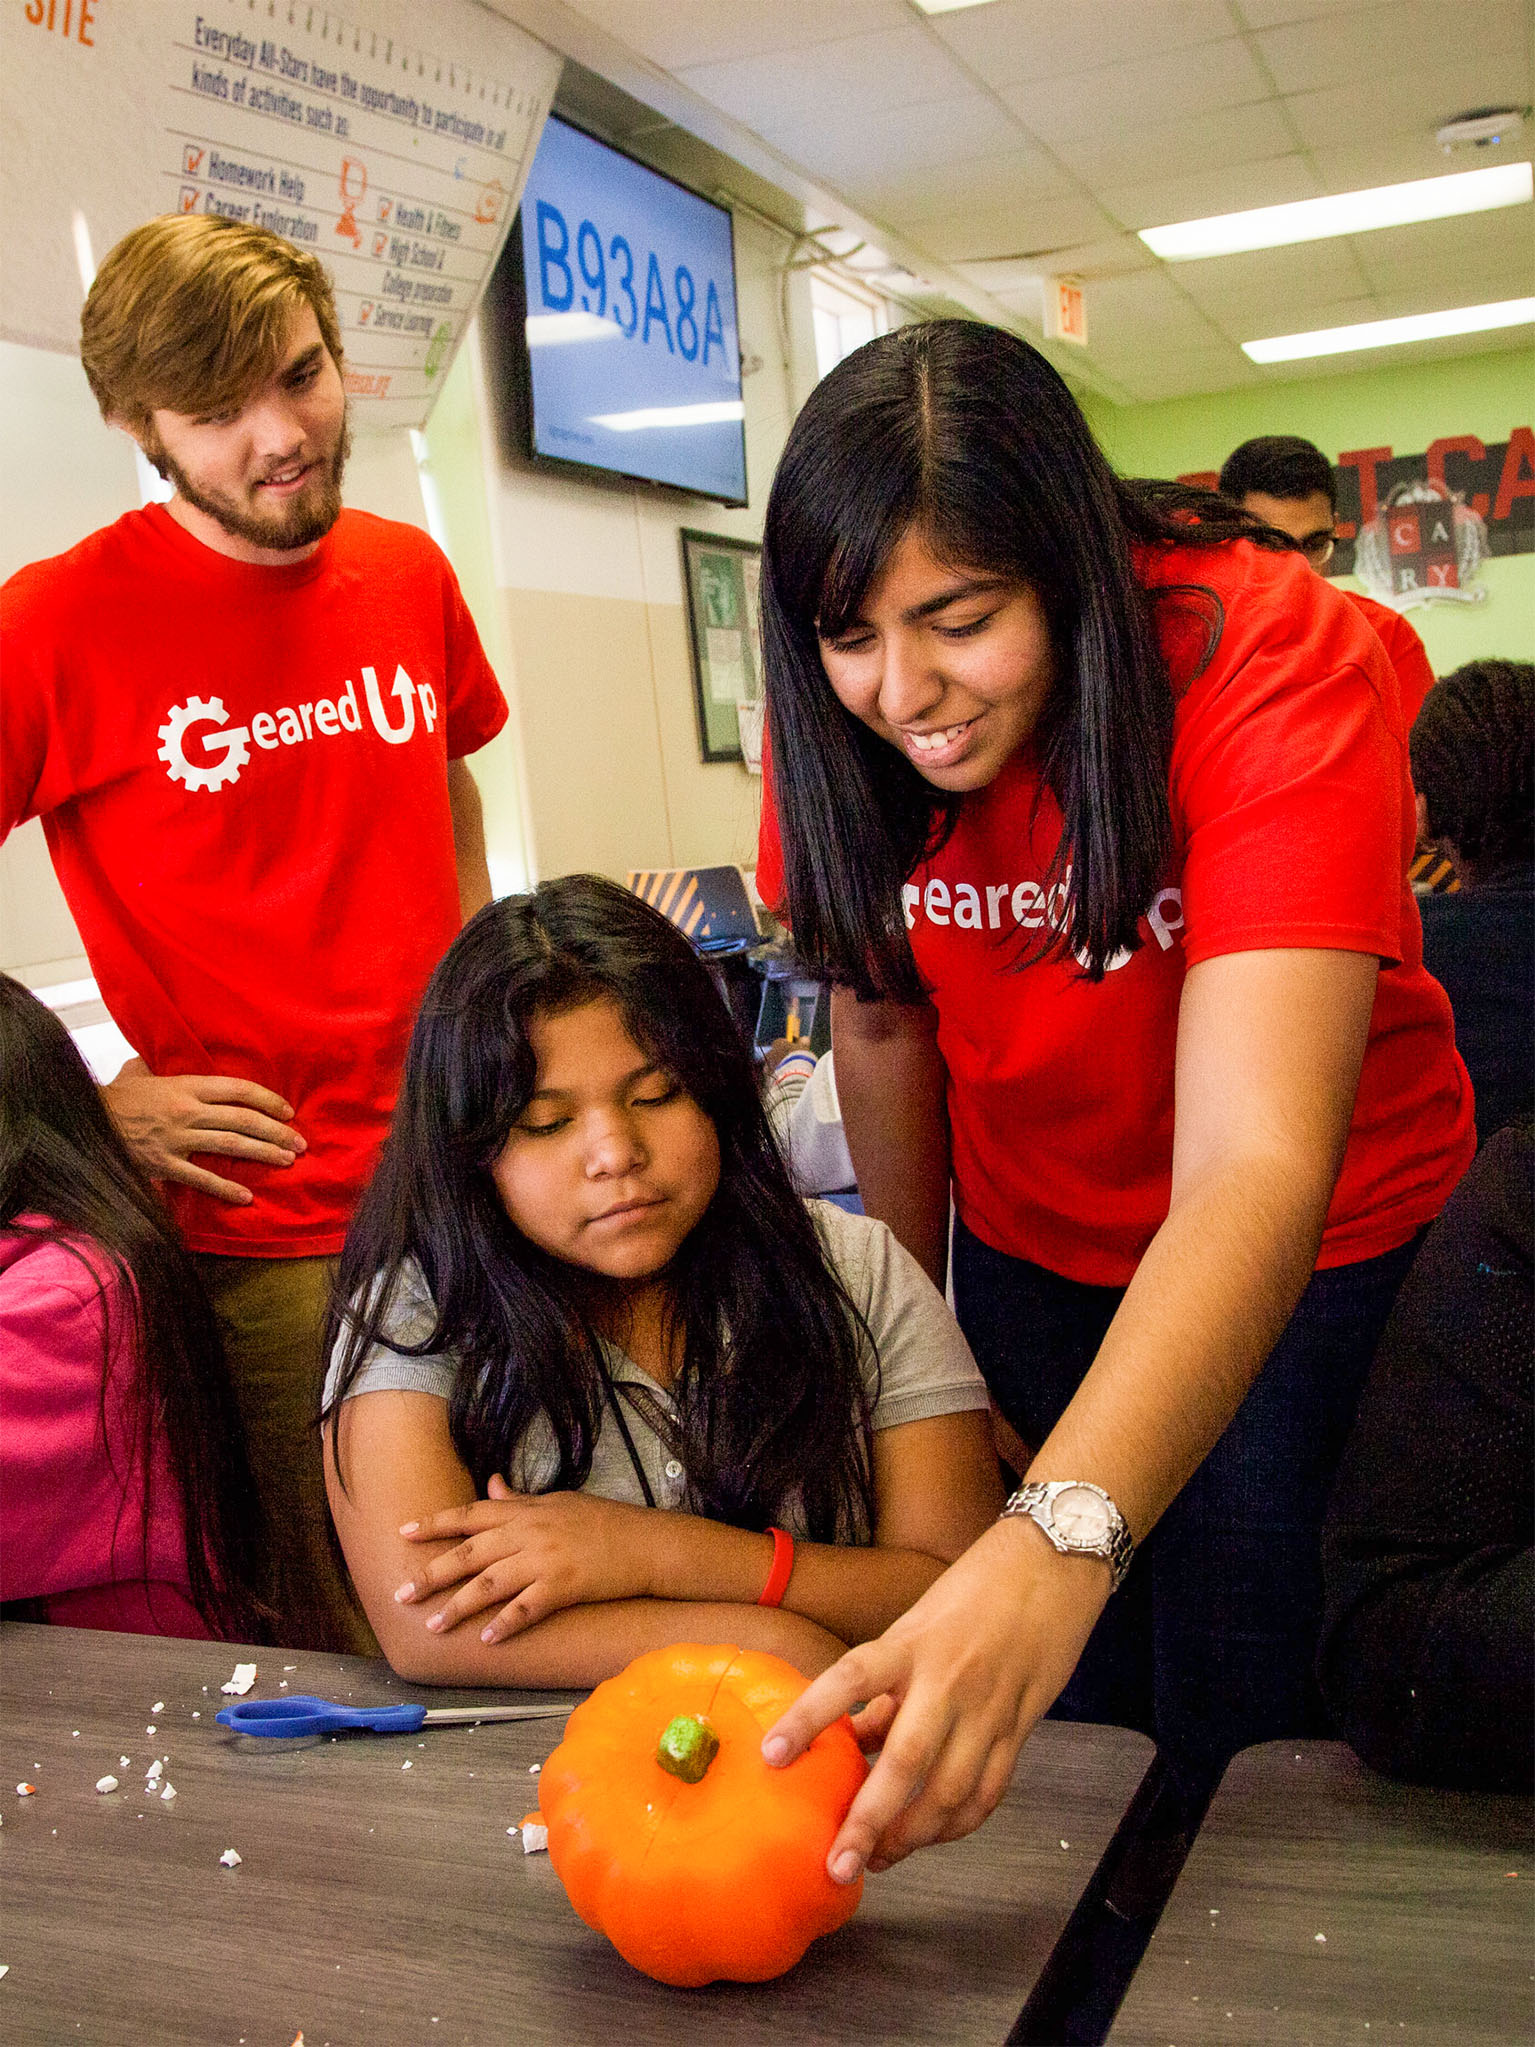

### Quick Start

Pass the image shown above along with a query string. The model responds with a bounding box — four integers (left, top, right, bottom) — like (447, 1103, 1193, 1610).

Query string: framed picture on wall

(680, 529, 763, 764)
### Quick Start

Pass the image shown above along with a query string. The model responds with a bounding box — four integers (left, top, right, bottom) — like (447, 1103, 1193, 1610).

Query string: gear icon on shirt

(157, 696, 250, 793)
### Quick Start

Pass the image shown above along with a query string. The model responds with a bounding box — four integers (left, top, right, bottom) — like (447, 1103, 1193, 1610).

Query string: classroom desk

(0, 1623, 1153, 2046)
(1108, 1739, 1534, 2047)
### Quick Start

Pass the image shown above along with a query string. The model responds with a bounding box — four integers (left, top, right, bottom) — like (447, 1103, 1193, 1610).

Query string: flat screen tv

(508, 115, 748, 506)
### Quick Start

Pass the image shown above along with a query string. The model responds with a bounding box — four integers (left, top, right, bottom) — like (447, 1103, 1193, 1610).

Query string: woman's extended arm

(830, 988, 951, 1289)
(764, 945, 1380, 1876)
(325, 1392, 848, 1687)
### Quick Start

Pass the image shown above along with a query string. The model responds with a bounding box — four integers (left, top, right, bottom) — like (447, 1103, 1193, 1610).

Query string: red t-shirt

(757, 540, 1473, 1286)
(1343, 587, 1435, 725)
(2, 506, 507, 1257)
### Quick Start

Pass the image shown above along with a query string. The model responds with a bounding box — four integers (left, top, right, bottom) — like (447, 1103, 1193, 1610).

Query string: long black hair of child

(0, 976, 268, 1639)
(327, 876, 878, 1543)
(762, 318, 1298, 997)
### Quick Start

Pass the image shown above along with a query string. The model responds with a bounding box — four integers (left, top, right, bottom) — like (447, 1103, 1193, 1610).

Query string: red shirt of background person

(0, 215, 507, 1651)
(1218, 433, 1436, 725)
(0, 976, 267, 1641)
(750, 323, 1472, 1888)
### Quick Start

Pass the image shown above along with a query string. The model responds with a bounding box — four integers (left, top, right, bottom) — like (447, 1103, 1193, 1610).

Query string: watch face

(1052, 1485, 1111, 1547)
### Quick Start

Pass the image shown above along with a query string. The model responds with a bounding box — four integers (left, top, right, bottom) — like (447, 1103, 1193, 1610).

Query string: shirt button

(664, 1459, 684, 1480)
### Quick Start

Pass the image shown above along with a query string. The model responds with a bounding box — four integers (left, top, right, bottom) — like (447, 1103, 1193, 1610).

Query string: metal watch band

(1000, 1480, 1135, 1592)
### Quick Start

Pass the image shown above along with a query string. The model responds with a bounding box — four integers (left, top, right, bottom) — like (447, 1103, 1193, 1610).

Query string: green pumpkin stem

(656, 1713, 720, 1784)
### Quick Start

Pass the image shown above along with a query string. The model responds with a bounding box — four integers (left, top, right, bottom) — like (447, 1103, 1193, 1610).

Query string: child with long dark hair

(323, 875, 1001, 1686)
(752, 320, 1475, 1882)
(0, 975, 267, 1638)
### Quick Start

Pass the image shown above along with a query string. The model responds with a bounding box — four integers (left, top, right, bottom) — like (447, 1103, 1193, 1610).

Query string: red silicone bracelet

(757, 1526, 795, 1608)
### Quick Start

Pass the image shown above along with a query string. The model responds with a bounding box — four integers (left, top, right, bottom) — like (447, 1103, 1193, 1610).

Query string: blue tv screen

(516, 116, 748, 506)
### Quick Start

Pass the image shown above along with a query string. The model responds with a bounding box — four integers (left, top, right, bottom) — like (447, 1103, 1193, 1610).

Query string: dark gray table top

(0, 1621, 1153, 2046)
(1108, 1739, 1535, 2047)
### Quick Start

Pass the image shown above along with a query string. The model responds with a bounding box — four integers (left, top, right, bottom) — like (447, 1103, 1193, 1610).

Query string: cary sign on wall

(3, 0, 561, 430)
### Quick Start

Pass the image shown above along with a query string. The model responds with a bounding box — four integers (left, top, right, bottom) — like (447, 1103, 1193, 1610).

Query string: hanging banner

(1180, 426, 1534, 593)
(2, 0, 561, 430)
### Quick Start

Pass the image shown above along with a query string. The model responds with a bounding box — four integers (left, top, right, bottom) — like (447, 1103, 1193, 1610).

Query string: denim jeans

(951, 1218, 1425, 1790)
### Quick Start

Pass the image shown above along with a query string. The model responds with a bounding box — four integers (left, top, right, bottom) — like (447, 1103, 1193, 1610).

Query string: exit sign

(1044, 276, 1087, 347)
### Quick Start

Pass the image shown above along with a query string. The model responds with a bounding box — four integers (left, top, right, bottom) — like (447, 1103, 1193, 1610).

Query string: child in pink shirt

(1, 978, 267, 1638)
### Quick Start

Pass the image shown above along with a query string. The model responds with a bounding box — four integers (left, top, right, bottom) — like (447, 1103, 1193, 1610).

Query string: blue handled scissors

(216, 1695, 575, 1739)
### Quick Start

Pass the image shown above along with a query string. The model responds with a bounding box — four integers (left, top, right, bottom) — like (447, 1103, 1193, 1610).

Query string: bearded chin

(152, 412, 351, 552)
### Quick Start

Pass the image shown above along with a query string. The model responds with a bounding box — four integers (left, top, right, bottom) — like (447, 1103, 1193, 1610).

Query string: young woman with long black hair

(0, 976, 267, 1638)
(322, 875, 1001, 1687)
(753, 321, 1475, 1882)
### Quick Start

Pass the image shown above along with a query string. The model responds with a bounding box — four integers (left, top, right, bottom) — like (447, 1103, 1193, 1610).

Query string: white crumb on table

(220, 1663, 258, 1697)
(145, 1726, 156, 1735)
(145, 1760, 163, 1784)
(151, 1702, 165, 1714)
(219, 1847, 242, 1867)
(401, 1760, 412, 1770)
(160, 1784, 176, 1802)
(529, 1762, 541, 1774)
(15, 1785, 35, 1797)
(520, 1819, 549, 1855)
(95, 1777, 118, 1795)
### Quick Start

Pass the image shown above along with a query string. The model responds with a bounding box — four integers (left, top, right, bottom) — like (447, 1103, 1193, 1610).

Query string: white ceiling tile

(1218, 293, 1386, 345)
(1106, 349, 1266, 402)
(1232, 0, 1399, 27)
(999, 38, 1271, 144)
(923, 0, 1236, 88)
(566, 0, 907, 72)
(1308, 138, 1533, 193)
(906, 195, 1123, 261)
(1052, 99, 1298, 191)
(1101, 153, 1325, 233)
(1171, 239, 1372, 315)
(1079, 270, 1232, 347)
(963, 234, 1161, 283)
(1254, 0, 1528, 94)
(763, 92, 1026, 192)
(1282, 51, 1534, 150)
(848, 147, 1074, 226)
(675, 25, 974, 132)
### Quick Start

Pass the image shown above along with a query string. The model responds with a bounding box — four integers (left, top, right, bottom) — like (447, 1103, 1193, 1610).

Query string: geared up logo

(904, 865, 1185, 974)
(156, 666, 439, 793)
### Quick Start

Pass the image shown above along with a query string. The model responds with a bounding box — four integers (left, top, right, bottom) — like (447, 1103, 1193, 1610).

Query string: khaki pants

(196, 1252, 378, 1657)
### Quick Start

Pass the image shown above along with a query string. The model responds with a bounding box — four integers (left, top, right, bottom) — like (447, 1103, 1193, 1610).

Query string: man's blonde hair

(80, 214, 345, 429)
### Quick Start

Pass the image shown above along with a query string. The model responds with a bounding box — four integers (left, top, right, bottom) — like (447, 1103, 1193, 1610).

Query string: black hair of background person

(1318, 1120, 1533, 1794)
(326, 875, 878, 1544)
(1411, 659, 1535, 1146)
(0, 976, 269, 1638)
(1411, 658, 1534, 879)
(1217, 434, 1337, 511)
(760, 320, 1301, 1001)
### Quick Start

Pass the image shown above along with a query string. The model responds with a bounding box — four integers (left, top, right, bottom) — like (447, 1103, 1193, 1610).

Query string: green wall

(1081, 346, 1535, 675)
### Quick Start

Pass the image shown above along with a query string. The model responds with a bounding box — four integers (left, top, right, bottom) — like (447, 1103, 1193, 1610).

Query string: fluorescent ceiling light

(1243, 297, 1535, 363)
(524, 311, 619, 346)
(910, 0, 1000, 13)
(590, 402, 745, 431)
(1141, 161, 1532, 260)
(33, 977, 100, 1011)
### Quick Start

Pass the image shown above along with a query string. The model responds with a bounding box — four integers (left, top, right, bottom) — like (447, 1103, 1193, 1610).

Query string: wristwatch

(1000, 1480, 1135, 1591)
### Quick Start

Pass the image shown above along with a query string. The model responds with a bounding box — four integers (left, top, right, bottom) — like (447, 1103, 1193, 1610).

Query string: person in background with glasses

(1219, 435, 1436, 729)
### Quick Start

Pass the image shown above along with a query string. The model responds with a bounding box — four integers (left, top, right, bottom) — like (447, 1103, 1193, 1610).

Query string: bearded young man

(1, 214, 508, 1652)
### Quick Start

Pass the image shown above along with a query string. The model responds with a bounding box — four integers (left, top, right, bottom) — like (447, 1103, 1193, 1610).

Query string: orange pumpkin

(538, 1643, 868, 1987)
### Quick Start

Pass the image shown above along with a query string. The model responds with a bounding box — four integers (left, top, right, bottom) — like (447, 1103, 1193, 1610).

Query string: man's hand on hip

(102, 1057, 305, 1205)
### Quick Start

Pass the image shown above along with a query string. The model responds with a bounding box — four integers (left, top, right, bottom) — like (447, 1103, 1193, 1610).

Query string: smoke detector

(1436, 107, 1527, 152)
